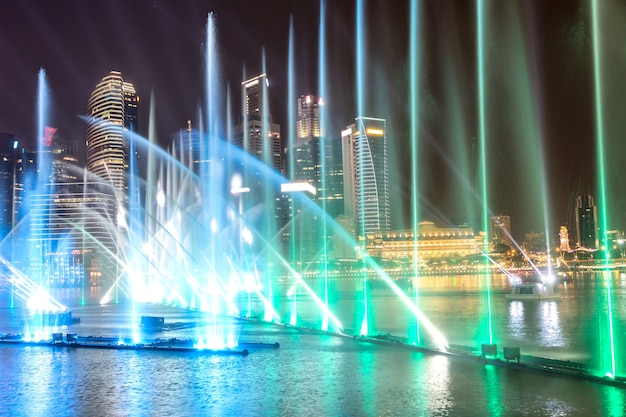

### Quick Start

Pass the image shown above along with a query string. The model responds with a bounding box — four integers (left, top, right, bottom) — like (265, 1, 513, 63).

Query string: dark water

(1, 273, 625, 416)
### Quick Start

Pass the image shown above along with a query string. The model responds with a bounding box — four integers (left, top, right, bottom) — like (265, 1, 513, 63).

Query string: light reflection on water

(0, 272, 624, 416)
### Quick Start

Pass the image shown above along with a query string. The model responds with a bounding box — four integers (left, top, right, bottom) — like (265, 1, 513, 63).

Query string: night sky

(1, 0, 626, 240)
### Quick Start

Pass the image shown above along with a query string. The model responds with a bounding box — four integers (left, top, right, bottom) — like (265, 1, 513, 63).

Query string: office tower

(296, 95, 323, 146)
(288, 94, 343, 218)
(575, 195, 598, 249)
(0, 133, 17, 243)
(489, 214, 512, 249)
(234, 73, 282, 172)
(41, 137, 80, 184)
(282, 94, 344, 264)
(243, 73, 268, 117)
(85, 71, 138, 284)
(86, 71, 138, 203)
(341, 117, 390, 237)
(29, 181, 115, 287)
(308, 136, 344, 219)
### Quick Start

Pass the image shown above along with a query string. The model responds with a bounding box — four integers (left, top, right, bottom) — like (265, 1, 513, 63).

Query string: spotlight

(503, 347, 520, 363)
(481, 343, 497, 358)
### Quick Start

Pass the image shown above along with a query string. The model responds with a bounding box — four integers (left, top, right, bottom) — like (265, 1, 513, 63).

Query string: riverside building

(364, 222, 484, 268)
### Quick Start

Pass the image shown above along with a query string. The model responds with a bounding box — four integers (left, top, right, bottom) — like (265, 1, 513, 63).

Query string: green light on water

(591, 0, 616, 378)
(319, 0, 329, 333)
(409, 0, 421, 345)
(476, 0, 494, 345)
(356, 0, 370, 337)
(483, 365, 503, 417)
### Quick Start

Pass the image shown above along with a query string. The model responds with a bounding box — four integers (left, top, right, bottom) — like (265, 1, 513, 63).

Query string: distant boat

(505, 282, 560, 301)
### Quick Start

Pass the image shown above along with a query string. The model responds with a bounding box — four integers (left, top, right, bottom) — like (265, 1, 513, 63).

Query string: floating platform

(0, 334, 249, 356)
(237, 315, 626, 388)
(355, 335, 626, 389)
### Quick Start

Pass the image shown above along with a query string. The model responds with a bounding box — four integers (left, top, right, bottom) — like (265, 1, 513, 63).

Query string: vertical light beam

(318, 0, 330, 331)
(356, 0, 369, 336)
(590, 0, 616, 378)
(476, 0, 494, 345)
(409, 0, 421, 344)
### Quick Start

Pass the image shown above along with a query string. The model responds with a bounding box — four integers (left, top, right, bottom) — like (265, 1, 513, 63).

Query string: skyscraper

(489, 214, 512, 248)
(242, 73, 269, 118)
(575, 195, 598, 249)
(0, 133, 17, 242)
(234, 73, 282, 172)
(85, 71, 138, 284)
(283, 94, 343, 265)
(296, 95, 323, 146)
(341, 117, 390, 236)
(86, 71, 138, 203)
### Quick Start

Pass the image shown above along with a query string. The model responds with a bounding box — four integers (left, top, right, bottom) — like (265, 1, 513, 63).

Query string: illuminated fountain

(0, 3, 624, 383)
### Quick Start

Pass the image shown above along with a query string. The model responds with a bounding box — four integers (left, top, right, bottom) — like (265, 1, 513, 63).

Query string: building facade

(342, 117, 390, 237)
(575, 195, 598, 249)
(86, 71, 138, 203)
(489, 214, 512, 248)
(85, 71, 138, 284)
(364, 222, 482, 266)
(296, 95, 323, 146)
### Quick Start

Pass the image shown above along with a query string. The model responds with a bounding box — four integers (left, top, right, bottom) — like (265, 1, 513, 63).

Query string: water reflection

(538, 301, 563, 347)
(422, 355, 452, 413)
(507, 301, 526, 341)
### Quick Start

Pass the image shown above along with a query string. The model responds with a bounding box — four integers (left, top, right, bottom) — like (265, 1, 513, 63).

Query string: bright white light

(231, 174, 242, 190)
(242, 227, 253, 245)
(211, 218, 218, 233)
(281, 182, 316, 195)
(231, 187, 250, 195)
(243, 79, 259, 88)
(366, 128, 384, 136)
(156, 190, 166, 207)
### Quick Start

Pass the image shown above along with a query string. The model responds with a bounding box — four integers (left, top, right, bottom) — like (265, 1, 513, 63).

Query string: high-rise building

(489, 214, 512, 249)
(296, 95, 323, 146)
(85, 71, 138, 284)
(242, 73, 269, 118)
(234, 73, 281, 172)
(86, 71, 138, 203)
(0, 133, 18, 243)
(575, 195, 598, 249)
(341, 117, 390, 237)
(29, 181, 115, 287)
(282, 94, 343, 265)
(234, 73, 282, 216)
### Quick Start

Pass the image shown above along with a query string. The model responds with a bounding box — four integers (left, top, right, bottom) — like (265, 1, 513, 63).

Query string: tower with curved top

(341, 117, 390, 237)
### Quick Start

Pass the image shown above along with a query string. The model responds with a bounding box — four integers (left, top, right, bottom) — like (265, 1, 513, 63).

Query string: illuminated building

(342, 117, 390, 236)
(489, 214, 512, 248)
(0, 133, 17, 243)
(234, 73, 282, 172)
(29, 182, 116, 287)
(296, 95, 323, 146)
(364, 222, 482, 265)
(86, 71, 138, 284)
(86, 71, 138, 206)
(575, 195, 598, 249)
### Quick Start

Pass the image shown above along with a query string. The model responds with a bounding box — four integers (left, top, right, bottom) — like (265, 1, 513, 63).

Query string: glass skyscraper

(85, 71, 138, 284)
(342, 117, 390, 236)
(86, 71, 138, 202)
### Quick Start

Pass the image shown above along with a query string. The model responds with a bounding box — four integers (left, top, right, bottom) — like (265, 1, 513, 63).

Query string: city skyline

(1, 1, 626, 238)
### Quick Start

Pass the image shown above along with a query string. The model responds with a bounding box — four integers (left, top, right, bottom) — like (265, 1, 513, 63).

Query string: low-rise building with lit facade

(364, 221, 485, 266)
